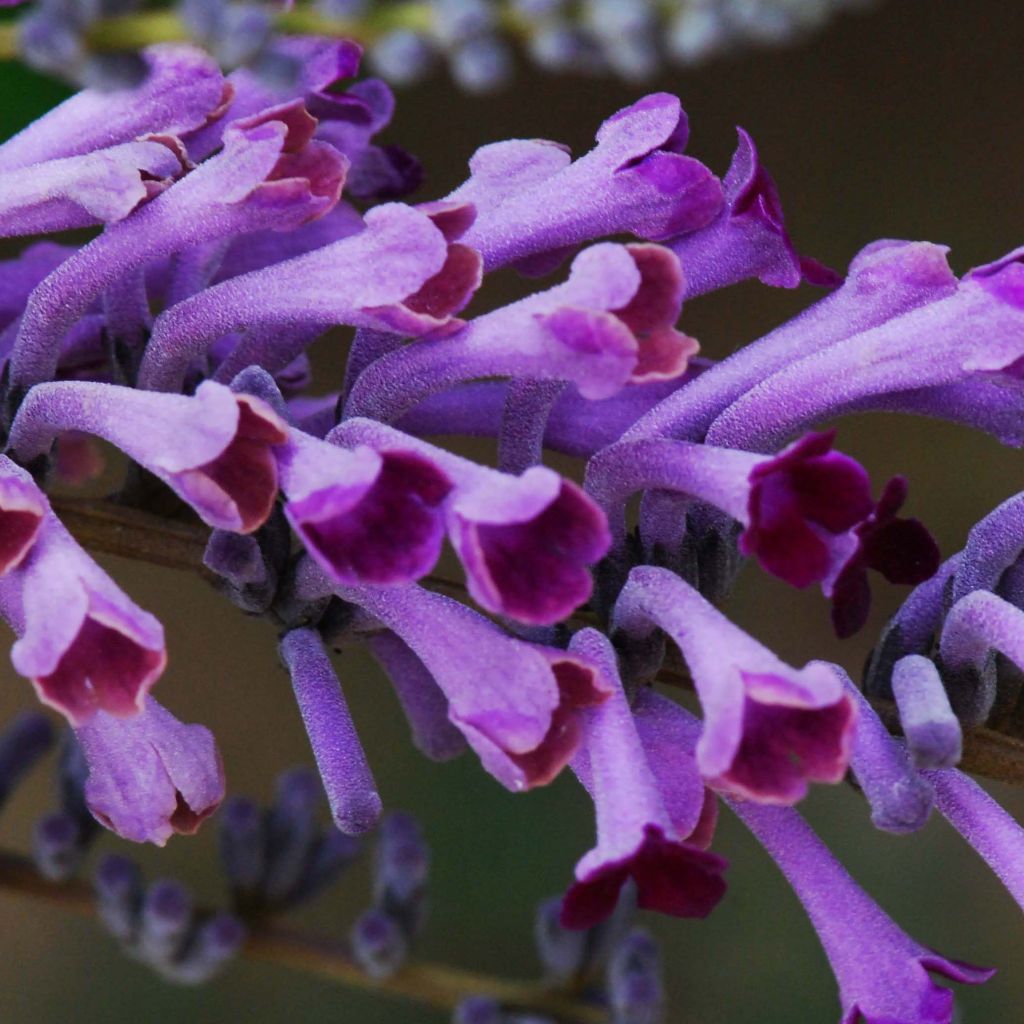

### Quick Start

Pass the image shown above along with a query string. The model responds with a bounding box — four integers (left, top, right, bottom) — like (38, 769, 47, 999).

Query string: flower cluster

(1, 36, 1024, 1024)
(7, 0, 880, 92)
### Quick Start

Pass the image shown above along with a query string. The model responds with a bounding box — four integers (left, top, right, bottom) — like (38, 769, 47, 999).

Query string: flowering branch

(0, 849, 606, 1023)
(46, 496, 1024, 788)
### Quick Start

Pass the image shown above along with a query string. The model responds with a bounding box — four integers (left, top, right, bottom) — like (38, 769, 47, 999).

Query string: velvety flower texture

(733, 800, 993, 1024)
(75, 697, 225, 845)
(329, 418, 611, 625)
(0, 456, 47, 576)
(0, 507, 165, 726)
(276, 429, 452, 586)
(344, 241, 698, 423)
(4, 40, 1024, 1021)
(613, 567, 855, 803)
(9, 381, 288, 533)
(10, 101, 346, 390)
(744, 434, 939, 636)
(585, 428, 937, 633)
(561, 630, 727, 929)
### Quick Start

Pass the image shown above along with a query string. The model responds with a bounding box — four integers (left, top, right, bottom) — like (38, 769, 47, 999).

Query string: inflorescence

(1, 0, 880, 92)
(0, 33, 1023, 1024)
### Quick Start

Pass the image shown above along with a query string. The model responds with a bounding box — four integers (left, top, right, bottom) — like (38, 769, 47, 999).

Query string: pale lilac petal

(77, 697, 224, 846)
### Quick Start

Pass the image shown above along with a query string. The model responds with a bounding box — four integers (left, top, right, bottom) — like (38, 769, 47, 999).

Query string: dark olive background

(1, 1, 1024, 1021)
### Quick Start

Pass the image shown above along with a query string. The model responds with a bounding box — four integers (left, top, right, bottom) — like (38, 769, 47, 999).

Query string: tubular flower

(612, 566, 855, 803)
(75, 697, 225, 846)
(0, 511, 165, 726)
(9, 381, 288, 534)
(561, 629, 727, 930)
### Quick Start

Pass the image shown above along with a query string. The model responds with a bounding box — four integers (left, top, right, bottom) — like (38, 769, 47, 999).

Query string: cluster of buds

(4, 0, 880, 92)
(0, 32, 1023, 1024)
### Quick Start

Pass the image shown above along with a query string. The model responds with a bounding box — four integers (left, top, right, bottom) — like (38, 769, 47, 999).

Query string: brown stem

(51, 496, 213, 576)
(47, 497, 1024, 787)
(0, 850, 605, 1022)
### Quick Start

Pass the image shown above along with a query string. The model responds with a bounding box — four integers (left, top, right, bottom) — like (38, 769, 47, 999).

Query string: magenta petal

(0, 512, 166, 727)
(285, 443, 452, 586)
(612, 567, 855, 804)
(36, 617, 166, 726)
(742, 431, 874, 589)
(452, 472, 611, 625)
(725, 679, 856, 803)
(9, 381, 288, 534)
(561, 824, 727, 930)
(185, 395, 289, 533)
(503, 647, 612, 789)
(0, 458, 47, 576)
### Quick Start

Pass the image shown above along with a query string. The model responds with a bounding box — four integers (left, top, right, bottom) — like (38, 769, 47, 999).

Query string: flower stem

(0, 849, 606, 1022)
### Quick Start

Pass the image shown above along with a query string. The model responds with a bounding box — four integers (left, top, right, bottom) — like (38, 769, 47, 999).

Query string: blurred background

(1, 0, 1023, 1020)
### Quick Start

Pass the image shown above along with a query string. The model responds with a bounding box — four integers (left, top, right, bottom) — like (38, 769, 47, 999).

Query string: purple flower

(631, 689, 721, 849)
(185, 36, 361, 159)
(504, 642, 612, 790)
(11, 100, 347, 389)
(452, 93, 723, 270)
(619, 238, 958, 445)
(446, 468, 609, 625)
(560, 630, 727, 929)
(834, 665, 935, 833)
(923, 767, 1024, 915)
(9, 381, 289, 534)
(0, 45, 228, 171)
(890, 655, 962, 770)
(329, 419, 611, 624)
(732, 800, 993, 1024)
(0, 457, 47, 577)
(668, 128, 840, 297)
(741, 430, 874, 586)
(938, 589, 1024, 721)
(345, 241, 697, 423)
(314, 77, 424, 200)
(389, 372, 701, 459)
(704, 247, 1024, 453)
(0, 136, 188, 238)
(827, 475, 941, 637)
(139, 202, 476, 393)
(365, 631, 467, 762)
(613, 566, 855, 803)
(586, 427, 936, 630)
(277, 429, 452, 586)
(75, 697, 224, 845)
(745, 435, 939, 635)
(0, 512, 165, 726)
(310, 579, 584, 790)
